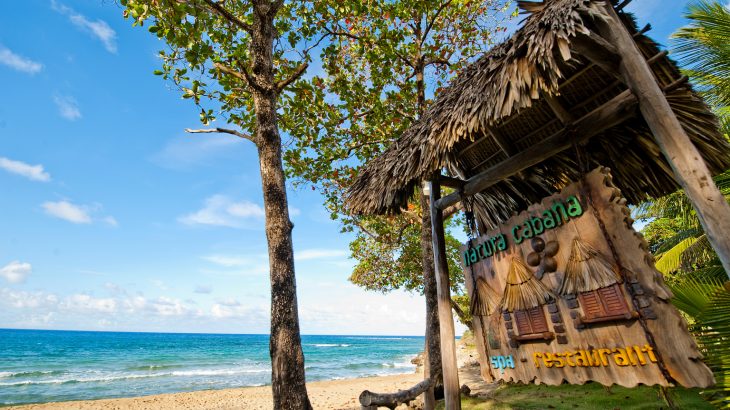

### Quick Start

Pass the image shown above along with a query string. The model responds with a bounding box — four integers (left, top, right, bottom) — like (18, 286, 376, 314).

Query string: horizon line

(0, 327, 427, 338)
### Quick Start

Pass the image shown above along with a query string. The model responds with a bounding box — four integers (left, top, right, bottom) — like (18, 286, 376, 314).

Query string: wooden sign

(461, 167, 714, 387)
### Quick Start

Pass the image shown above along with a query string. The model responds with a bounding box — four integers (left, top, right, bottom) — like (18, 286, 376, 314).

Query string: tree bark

(598, 4, 730, 279)
(420, 190, 443, 408)
(359, 378, 433, 409)
(430, 179, 461, 410)
(250, 2, 311, 408)
(416, 42, 443, 408)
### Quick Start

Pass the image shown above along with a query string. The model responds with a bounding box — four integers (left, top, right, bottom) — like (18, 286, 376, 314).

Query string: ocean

(0, 329, 424, 406)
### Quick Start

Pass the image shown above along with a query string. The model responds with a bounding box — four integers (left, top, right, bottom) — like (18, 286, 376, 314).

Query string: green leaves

(283, 0, 513, 297)
(672, 0, 730, 107)
(669, 277, 730, 407)
(122, 0, 316, 133)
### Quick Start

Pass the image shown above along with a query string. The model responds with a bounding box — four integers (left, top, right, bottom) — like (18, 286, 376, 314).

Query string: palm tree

(637, 2, 730, 406)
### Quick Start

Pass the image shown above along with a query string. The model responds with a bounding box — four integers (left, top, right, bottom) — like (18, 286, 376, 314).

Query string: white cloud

(0, 261, 32, 284)
(0, 45, 42, 74)
(295, 248, 348, 261)
(62, 294, 117, 313)
(41, 200, 116, 225)
(51, 0, 117, 53)
(53, 95, 82, 121)
(180, 195, 265, 228)
(0, 157, 50, 182)
(42, 200, 92, 224)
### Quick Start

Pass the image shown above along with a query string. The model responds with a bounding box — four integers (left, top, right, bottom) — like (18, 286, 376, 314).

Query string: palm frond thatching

(471, 276, 500, 316)
(559, 238, 621, 295)
(500, 256, 554, 312)
(345, 0, 730, 230)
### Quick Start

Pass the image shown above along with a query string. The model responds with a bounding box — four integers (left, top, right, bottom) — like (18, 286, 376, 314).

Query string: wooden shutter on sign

(514, 306, 550, 339)
(579, 284, 633, 323)
(599, 284, 630, 315)
(514, 310, 533, 335)
(528, 306, 549, 333)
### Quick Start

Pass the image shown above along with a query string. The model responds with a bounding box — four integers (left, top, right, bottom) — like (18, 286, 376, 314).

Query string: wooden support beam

(429, 179, 461, 410)
(646, 50, 669, 65)
(434, 89, 639, 210)
(598, 4, 730, 278)
(634, 23, 652, 37)
(543, 94, 575, 124)
(570, 32, 621, 77)
(488, 127, 517, 156)
(663, 75, 689, 93)
(437, 175, 466, 189)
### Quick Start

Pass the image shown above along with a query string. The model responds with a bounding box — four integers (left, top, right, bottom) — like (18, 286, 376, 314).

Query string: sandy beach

(8, 364, 490, 410)
(8, 373, 421, 410)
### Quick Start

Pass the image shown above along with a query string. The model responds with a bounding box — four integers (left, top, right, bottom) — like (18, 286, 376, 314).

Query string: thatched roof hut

(345, 0, 730, 230)
(500, 257, 554, 312)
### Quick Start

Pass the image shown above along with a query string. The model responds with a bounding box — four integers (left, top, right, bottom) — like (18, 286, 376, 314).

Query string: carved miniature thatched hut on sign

(346, 0, 730, 408)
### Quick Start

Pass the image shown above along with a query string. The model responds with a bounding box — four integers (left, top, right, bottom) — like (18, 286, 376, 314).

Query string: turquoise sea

(0, 329, 424, 406)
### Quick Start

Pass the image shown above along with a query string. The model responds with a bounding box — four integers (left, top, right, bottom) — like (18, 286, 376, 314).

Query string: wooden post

(599, 4, 730, 278)
(429, 179, 461, 410)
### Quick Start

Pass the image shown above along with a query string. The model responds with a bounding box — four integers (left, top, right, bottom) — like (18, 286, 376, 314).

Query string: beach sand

(9, 366, 491, 410)
(9, 373, 422, 410)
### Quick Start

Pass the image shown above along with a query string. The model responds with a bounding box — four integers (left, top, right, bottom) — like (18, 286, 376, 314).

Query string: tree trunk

(420, 190, 443, 408)
(416, 44, 443, 407)
(251, 3, 311, 409)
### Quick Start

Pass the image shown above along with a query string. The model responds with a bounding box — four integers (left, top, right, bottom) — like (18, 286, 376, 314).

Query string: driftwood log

(359, 378, 432, 410)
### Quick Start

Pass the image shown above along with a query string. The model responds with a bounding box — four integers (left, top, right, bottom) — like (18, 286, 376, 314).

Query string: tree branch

(450, 297, 473, 331)
(214, 61, 266, 93)
(276, 62, 309, 93)
(200, 0, 252, 34)
(423, 0, 453, 43)
(346, 138, 395, 156)
(424, 56, 451, 68)
(323, 26, 362, 41)
(185, 127, 255, 143)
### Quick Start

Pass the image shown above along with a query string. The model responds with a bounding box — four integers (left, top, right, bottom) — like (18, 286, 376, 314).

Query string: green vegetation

(437, 383, 712, 410)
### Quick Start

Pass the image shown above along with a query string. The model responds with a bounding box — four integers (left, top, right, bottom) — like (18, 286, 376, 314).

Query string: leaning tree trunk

(251, 3, 312, 409)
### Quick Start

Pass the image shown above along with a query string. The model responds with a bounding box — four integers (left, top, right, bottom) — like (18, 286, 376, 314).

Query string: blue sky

(0, 0, 701, 335)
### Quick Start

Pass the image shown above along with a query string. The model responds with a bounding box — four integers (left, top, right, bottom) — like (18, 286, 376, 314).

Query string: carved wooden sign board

(461, 167, 714, 387)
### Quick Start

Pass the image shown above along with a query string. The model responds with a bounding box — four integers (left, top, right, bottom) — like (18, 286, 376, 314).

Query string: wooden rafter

(434, 89, 639, 210)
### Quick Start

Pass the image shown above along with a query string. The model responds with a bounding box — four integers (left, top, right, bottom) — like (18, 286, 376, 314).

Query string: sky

(0, 0, 702, 336)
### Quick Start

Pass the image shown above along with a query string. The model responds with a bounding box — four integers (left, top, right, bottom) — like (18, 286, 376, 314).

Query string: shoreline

(6, 372, 425, 410)
(5, 335, 487, 410)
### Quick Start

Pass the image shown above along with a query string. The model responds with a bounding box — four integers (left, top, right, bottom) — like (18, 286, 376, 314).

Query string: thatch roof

(558, 238, 622, 294)
(500, 257, 554, 312)
(346, 0, 730, 229)
(471, 276, 501, 316)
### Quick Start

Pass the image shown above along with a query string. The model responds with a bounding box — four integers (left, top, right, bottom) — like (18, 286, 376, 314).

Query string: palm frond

(680, 234, 717, 270)
(654, 227, 703, 255)
(655, 237, 700, 274)
(669, 276, 730, 406)
(669, 276, 720, 318)
(673, 1, 730, 107)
